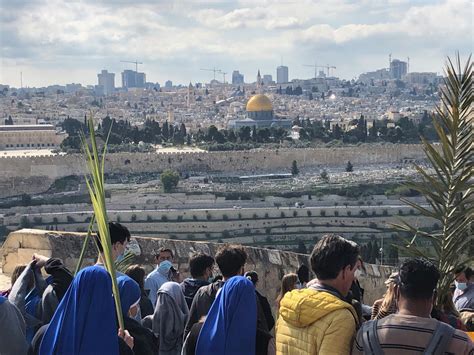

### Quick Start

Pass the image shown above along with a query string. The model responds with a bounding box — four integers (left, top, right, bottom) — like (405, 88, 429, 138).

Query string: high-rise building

(263, 74, 273, 85)
(390, 59, 408, 80)
(165, 80, 173, 88)
(97, 70, 115, 95)
(277, 66, 289, 84)
(121, 70, 146, 88)
(232, 70, 244, 85)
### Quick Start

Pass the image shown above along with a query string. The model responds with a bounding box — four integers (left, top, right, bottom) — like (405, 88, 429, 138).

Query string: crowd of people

(0, 222, 473, 354)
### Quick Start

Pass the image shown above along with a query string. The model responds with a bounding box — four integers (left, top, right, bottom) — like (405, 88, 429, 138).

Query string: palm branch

(80, 116, 125, 330)
(392, 54, 473, 304)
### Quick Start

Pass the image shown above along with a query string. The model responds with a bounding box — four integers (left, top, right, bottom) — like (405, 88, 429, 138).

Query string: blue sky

(0, 0, 472, 87)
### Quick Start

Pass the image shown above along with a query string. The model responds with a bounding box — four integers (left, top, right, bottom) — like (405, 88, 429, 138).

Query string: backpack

(361, 319, 455, 355)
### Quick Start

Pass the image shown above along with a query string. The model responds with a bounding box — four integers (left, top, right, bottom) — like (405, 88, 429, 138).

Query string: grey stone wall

(1, 229, 392, 305)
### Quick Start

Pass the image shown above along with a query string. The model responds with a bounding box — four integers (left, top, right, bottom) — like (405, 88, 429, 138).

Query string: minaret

(257, 70, 262, 93)
(187, 82, 193, 107)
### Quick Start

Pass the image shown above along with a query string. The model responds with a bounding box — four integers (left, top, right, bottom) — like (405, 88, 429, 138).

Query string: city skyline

(1, 0, 472, 87)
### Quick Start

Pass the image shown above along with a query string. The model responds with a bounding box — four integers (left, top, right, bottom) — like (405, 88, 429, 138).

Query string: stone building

(228, 94, 292, 129)
(0, 125, 67, 150)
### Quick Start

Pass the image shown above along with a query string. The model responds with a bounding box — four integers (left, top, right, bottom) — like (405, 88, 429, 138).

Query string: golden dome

(246, 94, 273, 112)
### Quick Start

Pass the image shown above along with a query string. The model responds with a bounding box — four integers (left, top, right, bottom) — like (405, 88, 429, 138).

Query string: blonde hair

(276, 273, 298, 308)
(380, 282, 397, 314)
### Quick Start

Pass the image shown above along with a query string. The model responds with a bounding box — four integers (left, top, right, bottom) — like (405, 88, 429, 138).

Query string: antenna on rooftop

(407, 56, 410, 73)
(389, 53, 392, 69)
(20, 72, 23, 89)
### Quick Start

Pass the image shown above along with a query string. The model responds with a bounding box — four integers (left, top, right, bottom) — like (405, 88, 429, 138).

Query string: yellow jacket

(276, 288, 358, 355)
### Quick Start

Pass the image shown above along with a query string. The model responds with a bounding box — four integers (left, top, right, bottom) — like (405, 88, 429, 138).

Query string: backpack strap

(424, 321, 455, 355)
(361, 319, 384, 355)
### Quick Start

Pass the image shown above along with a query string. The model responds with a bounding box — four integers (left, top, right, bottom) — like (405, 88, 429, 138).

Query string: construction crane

(304, 62, 336, 78)
(200, 67, 221, 81)
(121, 60, 143, 72)
(303, 62, 321, 78)
(219, 71, 227, 84)
(324, 64, 336, 77)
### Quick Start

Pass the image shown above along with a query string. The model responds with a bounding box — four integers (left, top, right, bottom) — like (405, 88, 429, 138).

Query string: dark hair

(125, 264, 146, 289)
(398, 258, 440, 300)
(297, 264, 310, 284)
(215, 244, 247, 278)
(454, 265, 473, 279)
(310, 234, 359, 280)
(189, 253, 215, 278)
(155, 247, 174, 258)
(244, 271, 259, 285)
(95, 222, 131, 252)
(212, 274, 223, 283)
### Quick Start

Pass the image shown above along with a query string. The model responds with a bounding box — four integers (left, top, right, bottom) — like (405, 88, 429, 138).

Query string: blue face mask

(455, 281, 468, 291)
(158, 260, 173, 275)
(116, 253, 125, 263)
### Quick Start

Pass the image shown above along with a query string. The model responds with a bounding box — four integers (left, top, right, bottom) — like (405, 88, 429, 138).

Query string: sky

(0, 0, 472, 88)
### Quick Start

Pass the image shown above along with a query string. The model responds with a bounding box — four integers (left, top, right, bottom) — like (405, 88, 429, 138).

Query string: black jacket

(184, 280, 224, 338)
(123, 316, 159, 355)
(180, 278, 210, 309)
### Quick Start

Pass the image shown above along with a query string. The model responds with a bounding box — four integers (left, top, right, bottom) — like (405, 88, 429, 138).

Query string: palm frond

(80, 116, 124, 330)
(392, 53, 473, 305)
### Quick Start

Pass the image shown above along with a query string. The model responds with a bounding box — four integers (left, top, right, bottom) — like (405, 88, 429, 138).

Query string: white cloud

(0, 0, 471, 86)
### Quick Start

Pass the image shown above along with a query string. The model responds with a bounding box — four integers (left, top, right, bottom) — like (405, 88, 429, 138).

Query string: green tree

(291, 160, 299, 176)
(320, 169, 329, 182)
(160, 169, 180, 192)
(345, 161, 353, 172)
(393, 55, 473, 304)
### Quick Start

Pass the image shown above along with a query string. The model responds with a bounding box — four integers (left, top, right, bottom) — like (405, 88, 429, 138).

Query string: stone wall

(0, 145, 425, 198)
(1, 229, 392, 305)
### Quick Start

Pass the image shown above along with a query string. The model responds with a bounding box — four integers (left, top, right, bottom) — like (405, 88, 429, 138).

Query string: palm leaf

(74, 214, 96, 276)
(392, 53, 473, 305)
(80, 115, 125, 330)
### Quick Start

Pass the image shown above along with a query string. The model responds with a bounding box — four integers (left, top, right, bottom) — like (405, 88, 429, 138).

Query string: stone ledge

(0, 229, 392, 305)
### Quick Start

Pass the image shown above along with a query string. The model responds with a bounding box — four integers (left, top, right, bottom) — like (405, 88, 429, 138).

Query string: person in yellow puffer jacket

(276, 234, 360, 355)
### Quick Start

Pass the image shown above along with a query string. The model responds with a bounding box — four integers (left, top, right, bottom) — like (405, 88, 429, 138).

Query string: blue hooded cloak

(196, 276, 257, 355)
(117, 275, 141, 316)
(39, 266, 119, 355)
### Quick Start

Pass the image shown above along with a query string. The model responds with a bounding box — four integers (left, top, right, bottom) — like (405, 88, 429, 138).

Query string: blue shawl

(39, 266, 119, 355)
(196, 276, 257, 355)
(117, 275, 141, 316)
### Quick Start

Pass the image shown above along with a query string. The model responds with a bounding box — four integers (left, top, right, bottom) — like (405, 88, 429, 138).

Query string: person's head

(215, 245, 247, 279)
(117, 275, 141, 318)
(196, 276, 256, 355)
(189, 253, 215, 280)
(310, 234, 360, 296)
(96, 222, 131, 261)
(437, 291, 459, 316)
(396, 258, 440, 314)
(276, 273, 298, 306)
(244, 271, 259, 286)
(380, 272, 399, 313)
(297, 264, 310, 285)
(155, 247, 174, 264)
(11, 265, 27, 287)
(39, 266, 120, 354)
(454, 266, 473, 292)
(125, 264, 146, 290)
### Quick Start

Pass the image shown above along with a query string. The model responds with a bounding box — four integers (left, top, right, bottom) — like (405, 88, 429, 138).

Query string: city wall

(1, 229, 393, 305)
(0, 144, 426, 198)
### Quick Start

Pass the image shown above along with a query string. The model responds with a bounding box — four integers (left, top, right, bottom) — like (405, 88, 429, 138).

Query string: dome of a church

(246, 94, 273, 112)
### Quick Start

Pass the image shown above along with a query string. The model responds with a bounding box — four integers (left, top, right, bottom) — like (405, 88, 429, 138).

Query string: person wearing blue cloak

(117, 275, 159, 354)
(38, 266, 134, 355)
(195, 276, 257, 355)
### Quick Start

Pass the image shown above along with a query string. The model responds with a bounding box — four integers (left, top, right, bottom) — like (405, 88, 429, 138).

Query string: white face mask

(354, 269, 362, 278)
